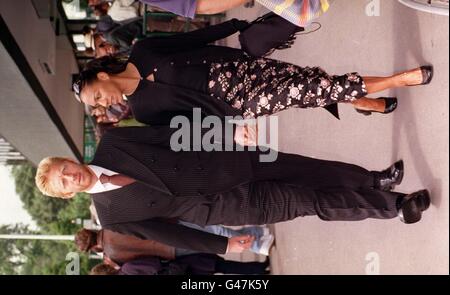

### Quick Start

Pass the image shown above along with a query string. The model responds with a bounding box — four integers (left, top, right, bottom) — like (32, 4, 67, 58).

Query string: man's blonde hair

(35, 157, 74, 199)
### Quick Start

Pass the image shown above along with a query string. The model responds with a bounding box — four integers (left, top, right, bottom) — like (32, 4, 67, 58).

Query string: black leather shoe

(374, 160, 404, 191)
(398, 190, 431, 224)
(355, 97, 398, 116)
(407, 65, 434, 86)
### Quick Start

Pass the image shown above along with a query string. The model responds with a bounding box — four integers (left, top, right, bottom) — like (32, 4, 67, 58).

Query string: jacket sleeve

(131, 83, 243, 126)
(133, 18, 249, 52)
(104, 122, 237, 150)
(104, 219, 229, 254)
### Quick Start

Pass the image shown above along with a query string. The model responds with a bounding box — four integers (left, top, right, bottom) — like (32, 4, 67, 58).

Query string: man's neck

(84, 165, 99, 192)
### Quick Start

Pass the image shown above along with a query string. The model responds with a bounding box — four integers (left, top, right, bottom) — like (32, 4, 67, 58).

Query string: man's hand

(226, 235, 255, 253)
(234, 123, 258, 146)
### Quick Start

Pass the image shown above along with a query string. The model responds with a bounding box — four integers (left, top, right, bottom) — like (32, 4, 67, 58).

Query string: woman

(73, 18, 434, 126)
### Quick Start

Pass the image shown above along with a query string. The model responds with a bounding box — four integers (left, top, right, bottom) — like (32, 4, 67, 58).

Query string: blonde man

(36, 126, 430, 258)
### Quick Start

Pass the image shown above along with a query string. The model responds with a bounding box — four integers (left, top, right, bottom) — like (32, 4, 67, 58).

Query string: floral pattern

(208, 57, 368, 119)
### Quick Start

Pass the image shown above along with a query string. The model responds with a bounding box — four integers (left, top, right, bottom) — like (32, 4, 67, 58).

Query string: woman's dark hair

(73, 55, 128, 97)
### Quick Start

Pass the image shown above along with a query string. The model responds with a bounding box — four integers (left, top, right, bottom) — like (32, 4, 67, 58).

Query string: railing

(398, 0, 449, 15)
(0, 137, 26, 165)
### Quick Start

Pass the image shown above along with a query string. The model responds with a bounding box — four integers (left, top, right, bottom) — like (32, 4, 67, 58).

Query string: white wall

(1, 0, 84, 153)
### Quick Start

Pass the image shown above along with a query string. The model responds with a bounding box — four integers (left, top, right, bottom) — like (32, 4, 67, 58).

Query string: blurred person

(90, 0, 139, 22)
(94, 34, 123, 58)
(90, 103, 132, 124)
(139, 0, 254, 19)
(101, 17, 144, 51)
(90, 254, 270, 275)
(75, 223, 273, 264)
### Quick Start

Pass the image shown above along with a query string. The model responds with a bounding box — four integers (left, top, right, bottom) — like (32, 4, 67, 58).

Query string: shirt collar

(86, 165, 120, 194)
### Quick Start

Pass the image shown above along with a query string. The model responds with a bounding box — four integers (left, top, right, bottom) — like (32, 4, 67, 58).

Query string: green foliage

(2, 163, 95, 275)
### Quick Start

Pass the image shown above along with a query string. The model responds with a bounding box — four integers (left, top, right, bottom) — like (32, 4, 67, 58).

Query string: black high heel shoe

(355, 97, 398, 116)
(407, 65, 434, 86)
(397, 190, 431, 224)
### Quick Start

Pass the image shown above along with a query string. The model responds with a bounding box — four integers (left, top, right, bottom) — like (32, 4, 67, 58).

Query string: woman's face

(80, 74, 124, 108)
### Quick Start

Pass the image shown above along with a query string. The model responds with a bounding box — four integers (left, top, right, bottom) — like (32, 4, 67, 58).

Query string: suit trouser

(250, 151, 377, 189)
(183, 152, 401, 226)
(199, 181, 402, 226)
(246, 181, 401, 225)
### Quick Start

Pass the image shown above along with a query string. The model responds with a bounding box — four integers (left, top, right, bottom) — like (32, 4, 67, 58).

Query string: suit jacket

(90, 125, 257, 254)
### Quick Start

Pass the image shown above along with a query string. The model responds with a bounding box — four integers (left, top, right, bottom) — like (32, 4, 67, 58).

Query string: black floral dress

(208, 57, 367, 119)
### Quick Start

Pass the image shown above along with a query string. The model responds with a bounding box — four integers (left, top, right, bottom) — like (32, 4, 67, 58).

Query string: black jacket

(126, 17, 339, 126)
(90, 125, 256, 254)
(119, 254, 220, 275)
(126, 18, 249, 126)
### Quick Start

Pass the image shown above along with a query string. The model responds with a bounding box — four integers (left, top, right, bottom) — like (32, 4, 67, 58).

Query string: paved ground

(224, 0, 449, 275)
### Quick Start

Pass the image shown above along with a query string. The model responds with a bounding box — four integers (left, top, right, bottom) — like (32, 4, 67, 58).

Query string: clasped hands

(234, 120, 259, 147)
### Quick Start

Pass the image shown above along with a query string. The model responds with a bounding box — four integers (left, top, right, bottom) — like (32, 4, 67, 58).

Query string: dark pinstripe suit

(91, 126, 402, 254)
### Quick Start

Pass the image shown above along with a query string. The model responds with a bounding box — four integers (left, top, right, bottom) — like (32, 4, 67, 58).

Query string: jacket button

(154, 68, 158, 72)
(203, 60, 207, 64)
(173, 166, 179, 172)
(170, 62, 174, 66)
(186, 61, 190, 64)
(147, 202, 156, 207)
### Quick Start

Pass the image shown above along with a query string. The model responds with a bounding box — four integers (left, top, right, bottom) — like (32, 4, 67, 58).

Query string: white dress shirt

(86, 165, 122, 194)
(108, 0, 139, 22)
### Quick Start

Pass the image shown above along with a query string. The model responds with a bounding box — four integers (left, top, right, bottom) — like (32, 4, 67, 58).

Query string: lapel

(92, 145, 172, 196)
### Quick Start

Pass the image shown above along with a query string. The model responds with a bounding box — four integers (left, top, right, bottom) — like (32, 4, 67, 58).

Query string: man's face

(47, 160, 96, 198)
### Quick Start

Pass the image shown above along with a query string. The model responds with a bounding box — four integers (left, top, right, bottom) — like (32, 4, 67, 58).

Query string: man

(35, 126, 430, 254)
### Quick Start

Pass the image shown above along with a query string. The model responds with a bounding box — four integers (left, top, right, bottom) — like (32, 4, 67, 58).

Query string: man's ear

(97, 72, 110, 81)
